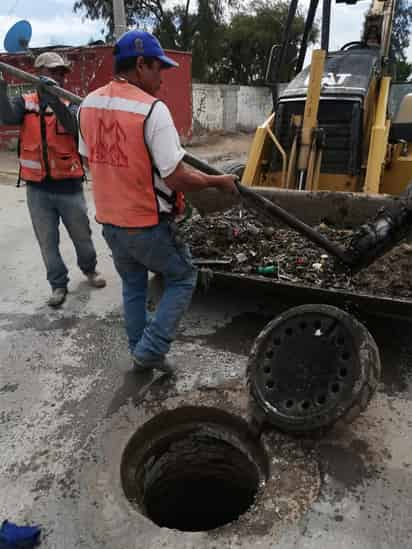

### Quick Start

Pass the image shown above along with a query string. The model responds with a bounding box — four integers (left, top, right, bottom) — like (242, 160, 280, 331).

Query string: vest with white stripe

(79, 80, 183, 228)
(19, 93, 84, 182)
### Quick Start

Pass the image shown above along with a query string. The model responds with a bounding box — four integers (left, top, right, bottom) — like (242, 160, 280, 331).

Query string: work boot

(47, 287, 67, 308)
(133, 356, 176, 376)
(86, 271, 106, 288)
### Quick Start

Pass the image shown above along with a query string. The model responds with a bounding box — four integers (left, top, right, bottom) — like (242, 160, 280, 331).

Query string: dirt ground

(182, 207, 412, 299)
(186, 132, 253, 165)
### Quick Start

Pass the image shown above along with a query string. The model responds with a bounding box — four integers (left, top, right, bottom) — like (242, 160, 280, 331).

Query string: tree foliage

(391, 0, 412, 80)
(73, 0, 316, 84)
(74, 0, 165, 37)
(214, 0, 313, 85)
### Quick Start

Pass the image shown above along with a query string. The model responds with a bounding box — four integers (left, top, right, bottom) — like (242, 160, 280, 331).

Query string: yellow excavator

(244, 0, 412, 196)
(185, 0, 412, 294)
(183, 0, 412, 433)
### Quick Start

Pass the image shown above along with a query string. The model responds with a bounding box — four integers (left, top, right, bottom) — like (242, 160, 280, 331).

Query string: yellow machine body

(241, 0, 412, 197)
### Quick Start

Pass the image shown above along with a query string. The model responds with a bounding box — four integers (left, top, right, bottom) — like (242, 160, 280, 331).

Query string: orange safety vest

(19, 93, 84, 182)
(79, 80, 184, 228)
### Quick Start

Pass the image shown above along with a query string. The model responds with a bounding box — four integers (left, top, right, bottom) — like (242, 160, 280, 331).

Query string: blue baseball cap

(114, 30, 179, 69)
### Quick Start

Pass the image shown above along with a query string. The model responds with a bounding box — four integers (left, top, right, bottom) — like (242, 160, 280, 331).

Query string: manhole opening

(121, 407, 268, 532)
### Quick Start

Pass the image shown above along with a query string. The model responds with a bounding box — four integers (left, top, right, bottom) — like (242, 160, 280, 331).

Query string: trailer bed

(204, 270, 412, 319)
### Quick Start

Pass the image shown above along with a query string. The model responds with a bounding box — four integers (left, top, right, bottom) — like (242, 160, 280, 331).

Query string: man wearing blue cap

(79, 30, 237, 376)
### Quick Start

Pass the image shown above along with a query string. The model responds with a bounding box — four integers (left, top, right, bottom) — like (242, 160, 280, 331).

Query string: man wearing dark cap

(79, 30, 237, 376)
(0, 51, 106, 307)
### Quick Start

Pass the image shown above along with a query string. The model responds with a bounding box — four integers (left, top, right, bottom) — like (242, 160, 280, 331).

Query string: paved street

(0, 179, 412, 548)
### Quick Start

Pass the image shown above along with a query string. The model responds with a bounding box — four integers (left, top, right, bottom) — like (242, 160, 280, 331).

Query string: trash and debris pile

(181, 207, 412, 298)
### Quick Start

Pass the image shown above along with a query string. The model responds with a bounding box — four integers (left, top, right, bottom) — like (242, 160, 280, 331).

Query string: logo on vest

(90, 119, 129, 168)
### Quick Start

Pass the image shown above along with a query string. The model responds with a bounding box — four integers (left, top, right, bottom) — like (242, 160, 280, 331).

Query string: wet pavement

(0, 182, 412, 548)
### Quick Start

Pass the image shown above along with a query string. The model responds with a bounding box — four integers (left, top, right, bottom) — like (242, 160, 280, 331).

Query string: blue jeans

(102, 220, 198, 361)
(26, 185, 97, 289)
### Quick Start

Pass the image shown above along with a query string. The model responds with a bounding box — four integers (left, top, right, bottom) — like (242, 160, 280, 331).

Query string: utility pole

(113, 0, 127, 39)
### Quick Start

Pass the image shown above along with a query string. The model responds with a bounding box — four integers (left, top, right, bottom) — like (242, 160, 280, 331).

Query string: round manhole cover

(248, 304, 380, 433)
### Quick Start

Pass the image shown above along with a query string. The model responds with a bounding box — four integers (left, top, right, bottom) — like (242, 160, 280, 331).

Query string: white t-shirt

(78, 100, 185, 213)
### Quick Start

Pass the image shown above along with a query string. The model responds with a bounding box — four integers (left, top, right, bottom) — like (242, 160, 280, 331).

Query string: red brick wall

(0, 45, 192, 149)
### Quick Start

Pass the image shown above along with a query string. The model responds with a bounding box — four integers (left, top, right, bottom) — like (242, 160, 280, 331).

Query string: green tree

(153, 0, 227, 80)
(73, 0, 316, 84)
(73, 0, 165, 39)
(215, 0, 316, 85)
(394, 59, 412, 80)
(391, 0, 412, 80)
(74, 0, 230, 80)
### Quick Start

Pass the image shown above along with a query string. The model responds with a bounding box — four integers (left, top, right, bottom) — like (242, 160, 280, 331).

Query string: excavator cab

(390, 88, 412, 142)
(268, 46, 380, 191)
(185, 0, 412, 433)
(242, 0, 412, 197)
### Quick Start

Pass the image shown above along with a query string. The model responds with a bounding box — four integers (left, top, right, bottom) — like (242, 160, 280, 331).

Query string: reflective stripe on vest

(24, 101, 40, 113)
(81, 94, 152, 116)
(20, 159, 42, 169)
(80, 80, 177, 228)
(19, 93, 84, 183)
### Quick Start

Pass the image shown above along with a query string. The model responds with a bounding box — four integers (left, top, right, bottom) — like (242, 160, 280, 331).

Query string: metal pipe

(266, 124, 287, 187)
(183, 152, 353, 265)
(270, 0, 299, 105)
(237, 183, 353, 265)
(296, 0, 319, 74)
(321, 0, 332, 53)
(0, 61, 82, 105)
(381, 0, 397, 60)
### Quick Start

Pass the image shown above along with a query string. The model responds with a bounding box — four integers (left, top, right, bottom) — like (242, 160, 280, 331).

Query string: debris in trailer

(181, 207, 412, 298)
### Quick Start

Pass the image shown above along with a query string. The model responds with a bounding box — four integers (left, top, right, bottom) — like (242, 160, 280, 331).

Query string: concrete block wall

(192, 84, 229, 133)
(193, 83, 273, 134)
(237, 86, 273, 130)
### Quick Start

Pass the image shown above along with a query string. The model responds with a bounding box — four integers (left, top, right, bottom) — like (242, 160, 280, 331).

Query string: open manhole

(121, 406, 268, 532)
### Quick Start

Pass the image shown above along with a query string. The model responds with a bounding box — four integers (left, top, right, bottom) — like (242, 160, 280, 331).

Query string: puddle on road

(364, 316, 412, 398)
(0, 383, 19, 393)
(314, 435, 386, 507)
(0, 312, 80, 333)
(178, 310, 412, 398)
(318, 441, 375, 491)
(381, 359, 412, 398)
(179, 312, 272, 356)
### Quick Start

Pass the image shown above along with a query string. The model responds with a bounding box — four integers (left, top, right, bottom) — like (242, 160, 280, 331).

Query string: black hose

(348, 184, 412, 272)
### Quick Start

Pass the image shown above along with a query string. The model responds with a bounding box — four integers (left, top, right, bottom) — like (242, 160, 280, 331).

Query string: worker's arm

(81, 156, 89, 171)
(37, 80, 78, 135)
(0, 79, 25, 125)
(147, 101, 238, 194)
(165, 162, 238, 193)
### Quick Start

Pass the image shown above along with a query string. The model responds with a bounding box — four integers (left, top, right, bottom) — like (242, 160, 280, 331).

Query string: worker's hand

(36, 76, 58, 104)
(38, 75, 58, 87)
(217, 174, 239, 194)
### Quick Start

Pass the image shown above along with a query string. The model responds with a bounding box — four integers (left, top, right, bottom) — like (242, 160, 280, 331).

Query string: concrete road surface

(0, 181, 412, 548)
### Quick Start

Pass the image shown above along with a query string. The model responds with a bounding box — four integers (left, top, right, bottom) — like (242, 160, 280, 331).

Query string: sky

(0, 0, 409, 61)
